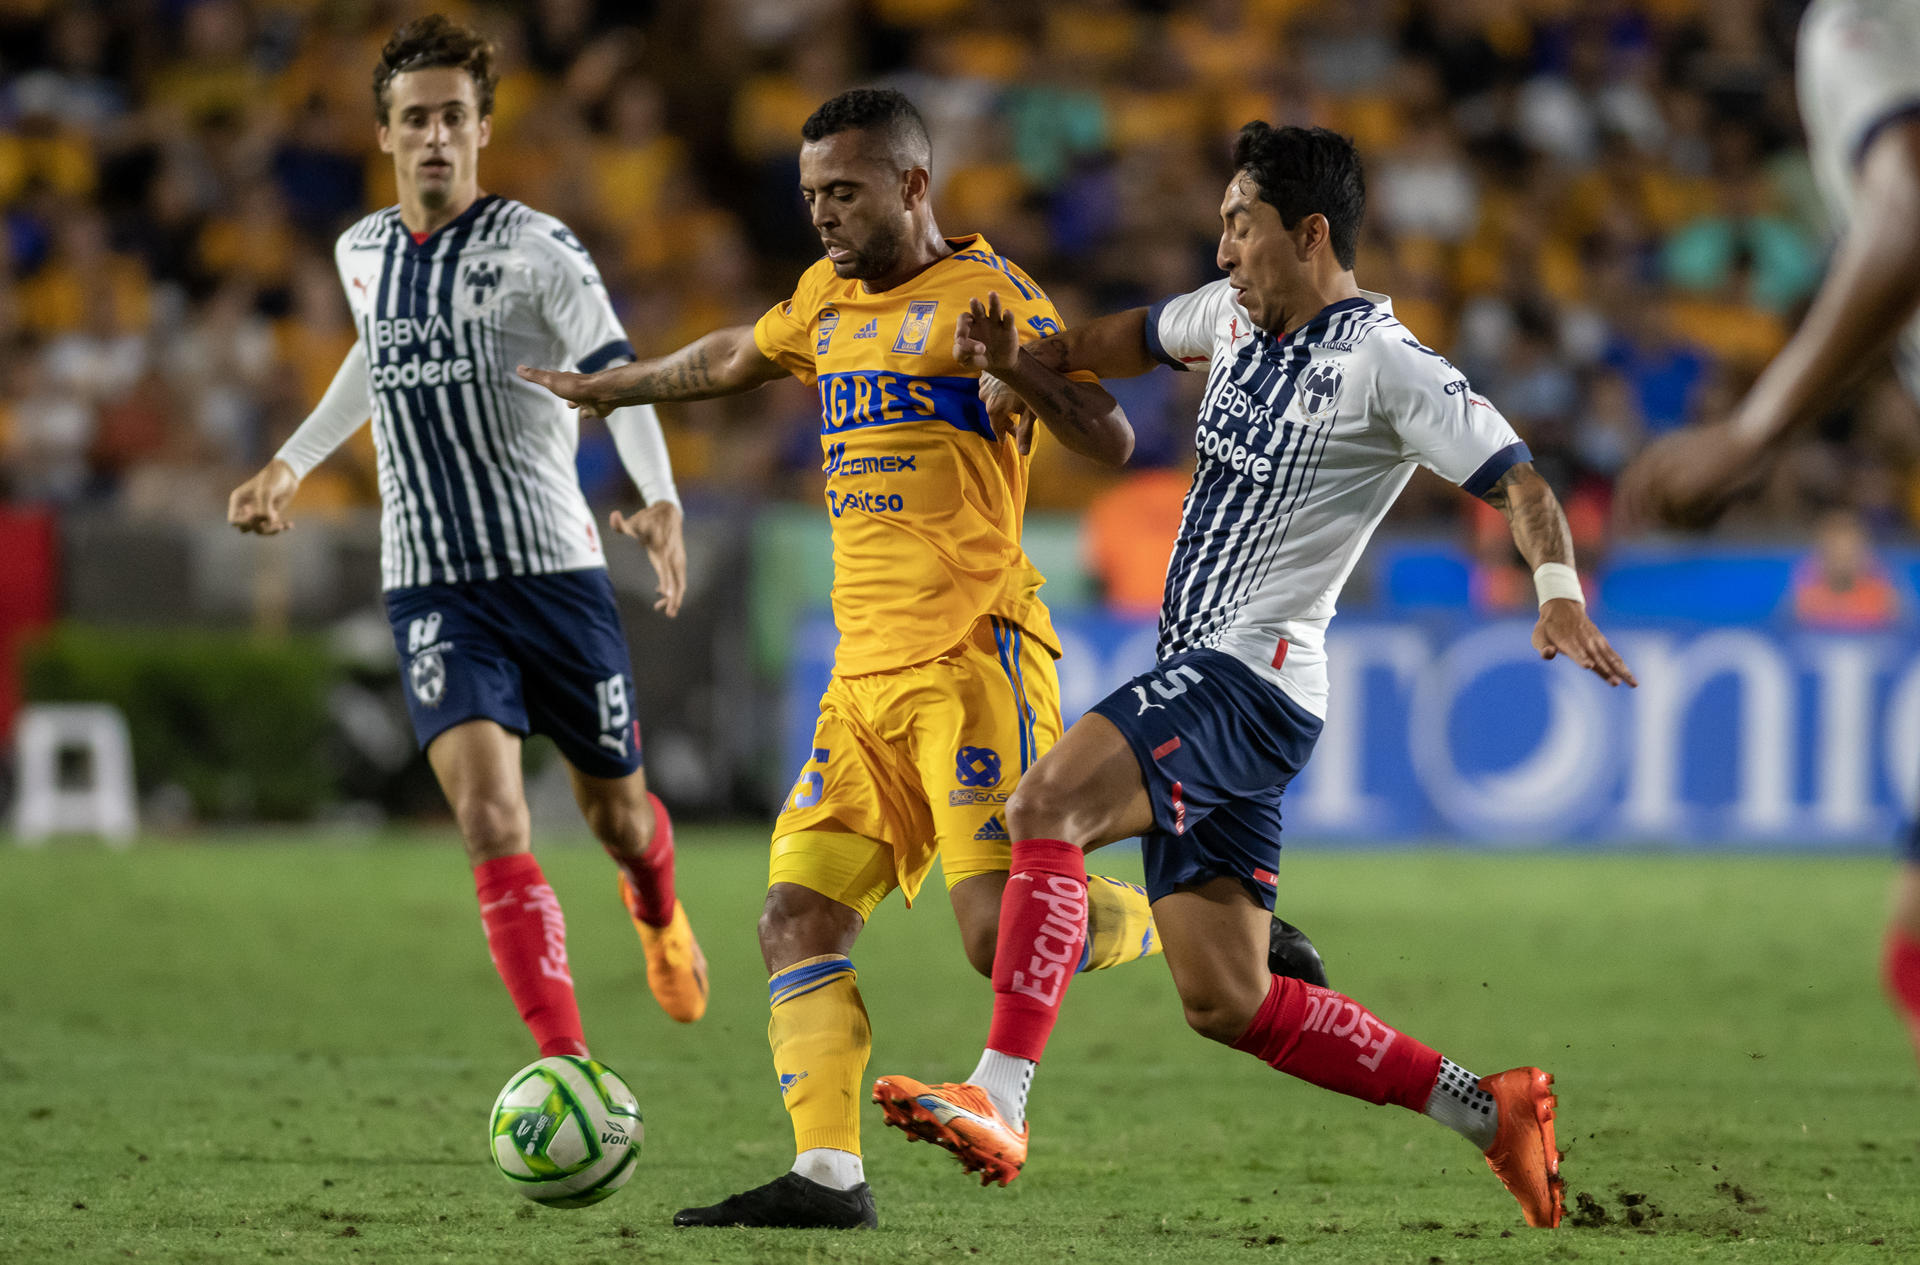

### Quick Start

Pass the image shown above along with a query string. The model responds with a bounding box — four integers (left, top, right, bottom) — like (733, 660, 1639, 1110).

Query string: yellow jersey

(754, 235, 1074, 677)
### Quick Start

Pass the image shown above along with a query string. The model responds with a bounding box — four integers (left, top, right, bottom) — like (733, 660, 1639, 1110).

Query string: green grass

(1, 833, 1915, 1263)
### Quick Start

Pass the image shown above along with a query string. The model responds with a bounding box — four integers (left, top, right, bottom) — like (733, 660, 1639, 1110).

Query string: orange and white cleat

(1479, 1066, 1564, 1228)
(871, 1075, 1028, 1187)
(620, 881, 708, 1024)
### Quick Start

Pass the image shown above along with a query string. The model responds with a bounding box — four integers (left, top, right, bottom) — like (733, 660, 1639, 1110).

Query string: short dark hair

(1230, 123, 1365, 270)
(373, 15, 497, 123)
(801, 88, 932, 171)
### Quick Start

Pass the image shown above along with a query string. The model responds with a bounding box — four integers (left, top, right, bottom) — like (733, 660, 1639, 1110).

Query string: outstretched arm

(959, 293, 1134, 466)
(517, 325, 790, 419)
(1481, 462, 1636, 687)
(229, 342, 372, 535)
(1619, 121, 1920, 526)
(1021, 307, 1160, 379)
(601, 402, 686, 618)
(980, 307, 1159, 453)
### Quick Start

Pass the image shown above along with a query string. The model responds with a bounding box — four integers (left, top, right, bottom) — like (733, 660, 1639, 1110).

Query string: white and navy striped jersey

(330, 196, 642, 590)
(1799, 0, 1920, 398)
(1145, 281, 1528, 717)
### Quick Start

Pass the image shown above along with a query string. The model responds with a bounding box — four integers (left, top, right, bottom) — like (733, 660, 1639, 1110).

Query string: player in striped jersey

(1621, 0, 1920, 1069)
(225, 16, 708, 1061)
(875, 124, 1636, 1229)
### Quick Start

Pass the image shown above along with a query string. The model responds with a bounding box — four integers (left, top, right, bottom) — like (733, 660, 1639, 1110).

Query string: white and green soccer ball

(488, 1055, 643, 1208)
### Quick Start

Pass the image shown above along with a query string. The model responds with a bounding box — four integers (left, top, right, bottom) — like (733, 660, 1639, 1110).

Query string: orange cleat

(1479, 1067, 1564, 1228)
(620, 881, 708, 1023)
(871, 1075, 1028, 1187)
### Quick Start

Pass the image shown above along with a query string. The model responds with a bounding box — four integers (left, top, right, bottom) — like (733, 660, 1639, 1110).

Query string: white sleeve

(1800, 0, 1920, 180)
(529, 221, 636, 375)
(529, 222, 679, 506)
(604, 404, 680, 508)
(274, 341, 371, 478)
(1144, 279, 1237, 371)
(1374, 335, 1530, 495)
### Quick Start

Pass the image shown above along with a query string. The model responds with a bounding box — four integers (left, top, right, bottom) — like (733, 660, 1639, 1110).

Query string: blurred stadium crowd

(1, 0, 1911, 547)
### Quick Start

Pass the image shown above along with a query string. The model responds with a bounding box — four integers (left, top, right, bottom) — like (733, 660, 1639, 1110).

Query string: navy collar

(397, 194, 501, 253)
(1265, 295, 1373, 347)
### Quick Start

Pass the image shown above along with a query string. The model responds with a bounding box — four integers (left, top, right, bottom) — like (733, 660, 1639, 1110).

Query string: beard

(837, 230, 902, 281)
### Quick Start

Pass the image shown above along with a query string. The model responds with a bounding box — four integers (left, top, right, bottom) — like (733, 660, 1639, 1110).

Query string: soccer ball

(488, 1055, 643, 1208)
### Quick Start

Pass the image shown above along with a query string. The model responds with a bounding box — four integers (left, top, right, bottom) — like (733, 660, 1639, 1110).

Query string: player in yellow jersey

(520, 89, 1309, 1229)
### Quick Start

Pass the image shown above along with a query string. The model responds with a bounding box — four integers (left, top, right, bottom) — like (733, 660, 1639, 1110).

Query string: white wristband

(1533, 562, 1584, 607)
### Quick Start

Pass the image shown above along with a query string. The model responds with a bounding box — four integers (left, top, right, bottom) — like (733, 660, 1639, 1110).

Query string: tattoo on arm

(1014, 372, 1086, 427)
(1024, 335, 1069, 374)
(629, 344, 715, 401)
(605, 328, 781, 406)
(1481, 463, 1574, 569)
(994, 353, 1131, 464)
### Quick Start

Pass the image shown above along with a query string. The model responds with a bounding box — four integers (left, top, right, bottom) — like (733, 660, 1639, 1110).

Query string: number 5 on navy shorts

(1089, 648, 1323, 909)
(383, 569, 643, 780)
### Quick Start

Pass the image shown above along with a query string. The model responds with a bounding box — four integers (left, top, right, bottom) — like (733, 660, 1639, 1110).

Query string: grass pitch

(1, 831, 1914, 1264)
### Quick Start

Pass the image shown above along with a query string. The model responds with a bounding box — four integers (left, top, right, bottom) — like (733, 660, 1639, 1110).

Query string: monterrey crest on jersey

(1146, 281, 1529, 717)
(334, 196, 640, 590)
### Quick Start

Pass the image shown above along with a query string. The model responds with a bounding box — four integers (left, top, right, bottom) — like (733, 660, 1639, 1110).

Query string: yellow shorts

(770, 615, 1062, 914)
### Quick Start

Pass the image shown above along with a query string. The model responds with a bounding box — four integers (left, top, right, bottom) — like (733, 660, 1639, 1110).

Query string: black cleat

(1269, 917, 1329, 987)
(672, 1171, 877, 1229)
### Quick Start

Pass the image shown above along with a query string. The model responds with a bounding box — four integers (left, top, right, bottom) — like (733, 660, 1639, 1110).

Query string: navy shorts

(383, 569, 643, 780)
(1089, 648, 1322, 910)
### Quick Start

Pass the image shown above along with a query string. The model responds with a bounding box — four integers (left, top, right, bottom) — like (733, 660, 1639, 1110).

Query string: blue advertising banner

(782, 610, 1920, 848)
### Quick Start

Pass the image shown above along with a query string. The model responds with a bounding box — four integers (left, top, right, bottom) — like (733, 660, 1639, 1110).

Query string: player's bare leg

(430, 720, 587, 1058)
(1150, 879, 1272, 1039)
(1154, 876, 1563, 1228)
(675, 878, 877, 1228)
(1882, 860, 1920, 1063)
(430, 720, 533, 867)
(947, 871, 1009, 977)
(569, 766, 707, 1023)
(951, 866, 1181, 979)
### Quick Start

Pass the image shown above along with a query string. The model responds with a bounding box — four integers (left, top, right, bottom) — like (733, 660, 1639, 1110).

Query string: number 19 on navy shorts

(383, 568, 644, 780)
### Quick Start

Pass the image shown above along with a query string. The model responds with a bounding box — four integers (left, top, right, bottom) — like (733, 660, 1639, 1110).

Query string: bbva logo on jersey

(1296, 361, 1344, 419)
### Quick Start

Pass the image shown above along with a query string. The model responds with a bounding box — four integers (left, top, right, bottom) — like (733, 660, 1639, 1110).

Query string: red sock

(1882, 930, 1920, 1060)
(474, 853, 587, 1057)
(985, 838, 1088, 1062)
(612, 792, 677, 928)
(1230, 974, 1443, 1110)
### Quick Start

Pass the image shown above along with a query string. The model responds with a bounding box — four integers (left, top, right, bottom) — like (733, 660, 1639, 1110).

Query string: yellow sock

(767, 954, 871, 1155)
(1082, 874, 1161, 972)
